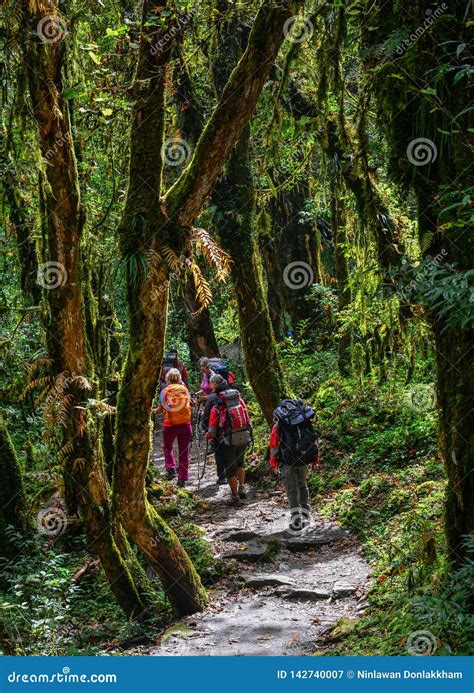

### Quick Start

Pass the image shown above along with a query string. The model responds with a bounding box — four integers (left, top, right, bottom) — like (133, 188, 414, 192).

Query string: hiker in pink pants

(156, 368, 192, 488)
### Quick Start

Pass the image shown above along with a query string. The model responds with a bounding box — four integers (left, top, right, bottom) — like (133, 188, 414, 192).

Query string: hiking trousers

(162, 422, 192, 481)
(281, 464, 310, 513)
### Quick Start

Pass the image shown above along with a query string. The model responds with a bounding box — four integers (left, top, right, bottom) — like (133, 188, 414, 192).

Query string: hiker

(200, 374, 228, 485)
(206, 381, 252, 505)
(269, 398, 320, 531)
(196, 357, 214, 400)
(156, 368, 192, 487)
(159, 349, 189, 390)
(208, 357, 235, 386)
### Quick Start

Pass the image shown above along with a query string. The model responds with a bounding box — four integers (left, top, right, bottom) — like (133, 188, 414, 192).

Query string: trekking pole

(197, 438, 208, 492)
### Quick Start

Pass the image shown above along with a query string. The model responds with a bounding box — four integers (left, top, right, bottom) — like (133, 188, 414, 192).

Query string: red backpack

(215, 389, 252, 447)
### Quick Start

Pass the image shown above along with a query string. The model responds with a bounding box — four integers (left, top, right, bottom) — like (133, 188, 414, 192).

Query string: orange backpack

(163, 384, 191, 425)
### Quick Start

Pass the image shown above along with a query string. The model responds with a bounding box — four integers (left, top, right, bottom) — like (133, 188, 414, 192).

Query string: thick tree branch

(164, 0, 302, 225)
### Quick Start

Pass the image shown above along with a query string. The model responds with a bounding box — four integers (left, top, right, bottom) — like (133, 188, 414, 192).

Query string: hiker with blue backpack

(206, 379, 252, 506)
(196, 356, 235, 400)
(270, 399, 320, 531)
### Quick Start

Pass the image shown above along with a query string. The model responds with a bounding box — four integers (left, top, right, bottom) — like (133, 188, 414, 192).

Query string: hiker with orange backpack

(156, 368, 192, 487)
(206, 383, 252, 505)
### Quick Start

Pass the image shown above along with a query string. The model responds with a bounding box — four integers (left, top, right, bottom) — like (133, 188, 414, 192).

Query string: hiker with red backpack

(200, 374, 229, 485)
(269, 399, 320, 531)
(206, 381, 252, 505)
(156, 368, 192, 487)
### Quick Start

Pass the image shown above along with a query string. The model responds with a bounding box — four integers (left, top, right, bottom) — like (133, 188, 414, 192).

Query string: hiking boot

(166, 470, 177, 480)
(177, 479, 186, 488)
(238, 485, 247, 499)
(228, 495, 241, 507)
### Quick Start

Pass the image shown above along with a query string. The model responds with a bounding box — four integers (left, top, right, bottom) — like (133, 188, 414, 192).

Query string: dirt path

(147, 423, 370, 657)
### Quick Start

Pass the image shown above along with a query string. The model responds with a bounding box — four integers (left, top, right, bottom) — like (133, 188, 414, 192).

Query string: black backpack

(208, 357, 230, 380)
(274, 399, 318, 467)
(160, 351, 182, 389)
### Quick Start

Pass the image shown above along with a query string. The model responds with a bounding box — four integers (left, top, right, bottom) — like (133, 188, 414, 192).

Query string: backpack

(215, 388, 252, 447)
(208, 357, 230, 381)
(274, 398, 318, 467)
(160, 351, 182, 389)
(162, 383, 191, 425)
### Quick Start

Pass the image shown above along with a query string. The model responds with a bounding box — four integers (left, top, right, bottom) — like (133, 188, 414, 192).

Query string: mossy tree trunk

(210, 1, 286, 423)
(22, 0, 152, 619)
(184, 275, 220, 364)
(174, 54, 220, 364)
(268, 176, 323, 332)
(0, 417, 27, 560)
(1, 122, 40, 304)
(361, 0, 473, 563)
(330, 180, 352, 375)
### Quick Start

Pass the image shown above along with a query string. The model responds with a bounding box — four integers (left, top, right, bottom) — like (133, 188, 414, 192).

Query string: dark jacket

(200, 384, 228, 433)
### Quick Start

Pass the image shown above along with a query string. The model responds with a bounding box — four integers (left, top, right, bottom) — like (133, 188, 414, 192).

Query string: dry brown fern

(190, 227, 231, 282)
(190, 261, 212, 313)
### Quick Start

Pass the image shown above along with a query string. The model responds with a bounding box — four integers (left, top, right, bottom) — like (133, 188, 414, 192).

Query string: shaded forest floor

(143, 425, 370, 656)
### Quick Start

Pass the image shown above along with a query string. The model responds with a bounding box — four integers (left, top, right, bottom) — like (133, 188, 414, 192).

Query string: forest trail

(145, 423, 371, 657)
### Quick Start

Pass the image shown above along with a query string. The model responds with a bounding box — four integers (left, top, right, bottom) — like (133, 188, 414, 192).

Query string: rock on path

(147, 425, 370, 656)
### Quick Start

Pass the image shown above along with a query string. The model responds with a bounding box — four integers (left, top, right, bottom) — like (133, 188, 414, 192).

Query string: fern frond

(190, 262, 212, 313)
(70, 375, 92, 391)
(162, 245, 182, 273)
(190, 227, 232, 282)
(22, 375, 53, 398)
(54, 394, 74, 427)
(58, 440, 74, 463)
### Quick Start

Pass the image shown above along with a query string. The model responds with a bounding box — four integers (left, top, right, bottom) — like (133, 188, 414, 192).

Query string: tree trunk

(211, 4, 285, 423)
(23, 0, 152, 619)
(0, 122, 40, 304)
(330, 181, 351, 374)
(215, 129, 286, 423)
(173, 54, 220, 365)
(184, 275, 220, 364)
(0, 417, 27, 560)
(269, 176, 323, 332)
